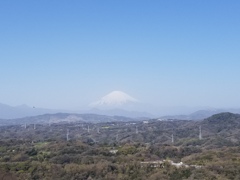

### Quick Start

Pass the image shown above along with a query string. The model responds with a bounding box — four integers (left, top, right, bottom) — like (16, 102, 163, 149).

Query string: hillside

(160, 109, 240, 120)
(0, 113, 137, 126)
(0, 112, 240, 179)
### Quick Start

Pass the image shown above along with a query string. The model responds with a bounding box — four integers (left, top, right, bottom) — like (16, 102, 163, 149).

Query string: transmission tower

(116, 133, 119, 142)
(67, 129, 70, 141)
(136, 126, 138, 134)
(97, 127, 100, 134)
(199, 126, 202, 140)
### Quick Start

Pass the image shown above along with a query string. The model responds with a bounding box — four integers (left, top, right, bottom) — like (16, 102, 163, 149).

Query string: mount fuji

(88, 91, 152, 118)
(90, 91, 138, 108)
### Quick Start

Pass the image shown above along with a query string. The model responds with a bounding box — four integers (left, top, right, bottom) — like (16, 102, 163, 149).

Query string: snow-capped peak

(90, 91, 138, 108)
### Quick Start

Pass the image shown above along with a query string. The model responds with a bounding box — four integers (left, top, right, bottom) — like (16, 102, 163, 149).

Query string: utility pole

(34, 124, 36, 130)
(171, 134, 174, 144)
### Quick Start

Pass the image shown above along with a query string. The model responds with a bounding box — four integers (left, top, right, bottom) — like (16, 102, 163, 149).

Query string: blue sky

(0, 0, 240, 111)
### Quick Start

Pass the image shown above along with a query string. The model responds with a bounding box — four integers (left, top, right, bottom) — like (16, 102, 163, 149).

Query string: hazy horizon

(1, 1, 240, 112)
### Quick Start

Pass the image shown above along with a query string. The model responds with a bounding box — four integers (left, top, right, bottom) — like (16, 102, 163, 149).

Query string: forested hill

(200, 112, 240, 136)
(202, 112, 240, 124)
(189, 112, 240, 148)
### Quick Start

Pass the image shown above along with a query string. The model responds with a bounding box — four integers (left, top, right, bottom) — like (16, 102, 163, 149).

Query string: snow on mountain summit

(90, 91, 138, 108)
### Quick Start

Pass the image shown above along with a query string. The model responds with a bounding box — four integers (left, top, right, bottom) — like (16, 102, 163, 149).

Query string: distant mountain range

(0, 103, 63, 119)
(0, 113, 137, 126)
(87, 108, 153, 119)
(1, 101, 240, 121)
(159, 109, 240, 120)
(0, 102, 152, 119)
